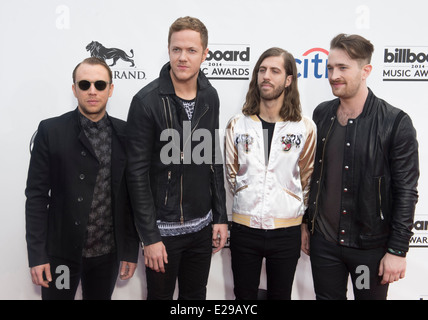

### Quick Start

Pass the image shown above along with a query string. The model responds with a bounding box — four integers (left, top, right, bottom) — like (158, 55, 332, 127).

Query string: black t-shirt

(316, 120, 346, 243)
(257, 115, 276, 164)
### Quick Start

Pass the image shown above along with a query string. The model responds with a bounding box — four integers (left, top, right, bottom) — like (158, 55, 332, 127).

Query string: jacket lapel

(73, 109, 99, 161)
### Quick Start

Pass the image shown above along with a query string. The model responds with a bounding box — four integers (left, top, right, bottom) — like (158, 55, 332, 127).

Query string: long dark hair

(242, 47, 302, 122)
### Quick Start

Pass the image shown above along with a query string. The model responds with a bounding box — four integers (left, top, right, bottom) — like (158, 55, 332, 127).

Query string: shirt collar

(78, 109, 110, 130)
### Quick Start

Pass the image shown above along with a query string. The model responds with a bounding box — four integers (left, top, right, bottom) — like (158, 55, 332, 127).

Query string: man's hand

(212, 224, 228, 254)
(30, 263, 52, 288)
(301, 223, 310, 255)
(119, 261, 137, 280)
(378, 252, 407, 285)
(144, 241, 168, 273)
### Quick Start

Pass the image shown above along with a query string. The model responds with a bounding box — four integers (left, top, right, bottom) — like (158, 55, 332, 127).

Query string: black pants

(310, 231, 389, 300)
(41, 252, 119, 300)
(230, 223, 301, 300)
(145, 226, 213, 300)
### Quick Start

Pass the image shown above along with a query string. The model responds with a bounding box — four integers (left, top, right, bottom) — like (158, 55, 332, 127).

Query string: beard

(329, 76, 362, 99)
(258, 82, 285, 101)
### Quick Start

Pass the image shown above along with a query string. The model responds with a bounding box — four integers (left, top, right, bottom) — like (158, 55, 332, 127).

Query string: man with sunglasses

(25, 57, 139, 299)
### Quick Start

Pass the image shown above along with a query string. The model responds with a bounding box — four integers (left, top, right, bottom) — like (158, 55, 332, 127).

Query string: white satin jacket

(225, 114, 316, 229)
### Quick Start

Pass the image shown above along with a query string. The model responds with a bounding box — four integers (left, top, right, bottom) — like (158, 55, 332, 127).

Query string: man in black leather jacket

(126, 17, 228, 300)
(301, 34, 419, 300)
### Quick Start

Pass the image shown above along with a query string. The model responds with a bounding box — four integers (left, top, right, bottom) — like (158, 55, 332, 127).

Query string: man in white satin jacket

(224, 47, 316, 300)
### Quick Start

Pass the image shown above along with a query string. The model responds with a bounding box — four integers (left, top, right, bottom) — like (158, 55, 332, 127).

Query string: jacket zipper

(378, 177, 384, 220)
(210, 164, 214, 196)
(164, 96, 184, 223)
(260, 119, 274, 221)
(179, 104, 210, 224)
(182, 104, 209, 149)
(164, 170, 172, 205)
(180, 172, 184, 224)
(311, 116, 336, 233)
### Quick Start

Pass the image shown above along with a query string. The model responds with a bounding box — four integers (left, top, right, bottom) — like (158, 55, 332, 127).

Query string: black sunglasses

(76, 80, 110, 91)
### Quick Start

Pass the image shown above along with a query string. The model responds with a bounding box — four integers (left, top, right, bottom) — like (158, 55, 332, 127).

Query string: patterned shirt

(79, 111, 115, 257)
(180, 98, 196, 120)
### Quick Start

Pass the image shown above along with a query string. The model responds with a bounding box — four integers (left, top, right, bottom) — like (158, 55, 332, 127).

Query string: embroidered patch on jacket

(235, 133, 254, 153)
(280, 134, 302, 151)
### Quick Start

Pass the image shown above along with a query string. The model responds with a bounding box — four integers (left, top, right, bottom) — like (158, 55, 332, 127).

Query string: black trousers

(310, 231, 389, 300)
(41, 252, 119, 300)
(145, 226, 213, 300)
(230, 223, 301, 300)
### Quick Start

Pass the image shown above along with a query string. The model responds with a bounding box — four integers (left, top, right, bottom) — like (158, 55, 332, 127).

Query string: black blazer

(25, 108, 139, 267)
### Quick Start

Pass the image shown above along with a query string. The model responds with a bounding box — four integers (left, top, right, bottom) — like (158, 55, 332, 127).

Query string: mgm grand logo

(86, 41, 146, 81)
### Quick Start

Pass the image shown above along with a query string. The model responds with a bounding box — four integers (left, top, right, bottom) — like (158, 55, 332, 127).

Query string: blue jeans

(230, 223, 301, 300)
(310, 231, 389, 300)
(145, 225, 212, 300)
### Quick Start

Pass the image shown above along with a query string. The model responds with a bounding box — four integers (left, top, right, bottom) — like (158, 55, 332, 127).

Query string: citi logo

(384, 48, 428, 64)
(295, 48, 329, 79)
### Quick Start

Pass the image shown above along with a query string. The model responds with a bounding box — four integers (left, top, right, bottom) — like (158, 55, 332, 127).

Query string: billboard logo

(410, 214, 428, 247)
(383, 47, 428, 81)
(202, 44, 251, 80)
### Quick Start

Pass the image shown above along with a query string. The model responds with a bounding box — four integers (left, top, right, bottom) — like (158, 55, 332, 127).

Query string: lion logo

(86, 41, 135, 67)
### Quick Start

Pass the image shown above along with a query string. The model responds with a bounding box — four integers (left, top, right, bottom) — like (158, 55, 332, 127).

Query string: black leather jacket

(126, 63, 227, 246)
(304, 89, 419, 253)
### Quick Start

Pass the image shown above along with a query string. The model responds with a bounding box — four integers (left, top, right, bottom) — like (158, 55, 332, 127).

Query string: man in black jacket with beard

(302, 34, 419, 300)
(126, 16, 228, 300)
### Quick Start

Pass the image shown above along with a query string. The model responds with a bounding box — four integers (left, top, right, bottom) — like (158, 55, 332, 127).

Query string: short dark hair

(330, 33, 374, 65)
(72, 57, 113, 83)
(168, 16, 208, 50)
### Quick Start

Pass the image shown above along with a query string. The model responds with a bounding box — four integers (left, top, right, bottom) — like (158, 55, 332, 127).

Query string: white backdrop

(0, 0, 427, 300)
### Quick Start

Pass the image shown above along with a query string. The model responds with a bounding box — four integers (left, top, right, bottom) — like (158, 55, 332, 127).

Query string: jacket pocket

(359, 232, 389, 249)
(235, 185, 248, 194)
(283, 188, 302, 202)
